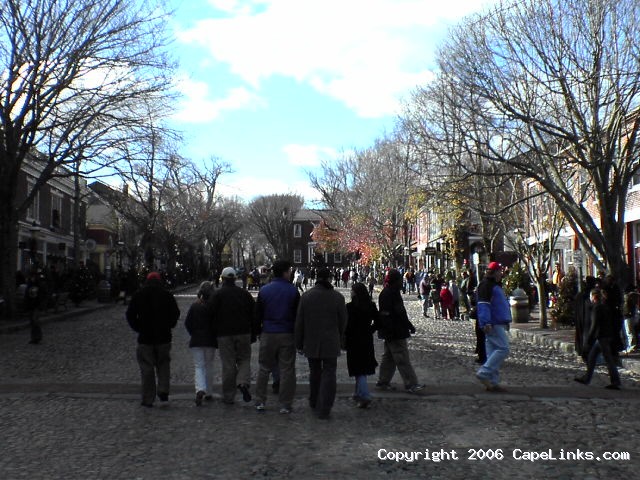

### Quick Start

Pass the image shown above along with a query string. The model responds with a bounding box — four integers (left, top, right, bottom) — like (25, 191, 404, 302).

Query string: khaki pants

(217, 334, 252, 402)
(255, 333, 296, 408)
(378, 338, 418, 387)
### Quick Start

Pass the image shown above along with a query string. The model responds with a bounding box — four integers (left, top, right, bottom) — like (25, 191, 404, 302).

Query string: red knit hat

(146, 271, 161, 281)
(487, 261, 502, 271)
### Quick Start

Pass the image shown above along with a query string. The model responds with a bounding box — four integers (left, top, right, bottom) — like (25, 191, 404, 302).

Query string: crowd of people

(125, 262, 426, 418)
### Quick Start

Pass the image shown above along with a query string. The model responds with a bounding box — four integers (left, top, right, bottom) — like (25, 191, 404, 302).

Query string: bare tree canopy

(0, 0, 176, 314)
(310, 135, 421, 264)
(248, 194, 304, 261)
(412, 0, 640, 285)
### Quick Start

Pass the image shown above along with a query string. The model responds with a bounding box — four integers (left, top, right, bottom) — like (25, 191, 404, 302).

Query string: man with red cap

(127, 271, 180, 407)
(475, 262, 512, 392)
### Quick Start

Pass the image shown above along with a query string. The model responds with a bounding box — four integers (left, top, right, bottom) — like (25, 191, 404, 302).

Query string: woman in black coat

(345, 282, 379, 408)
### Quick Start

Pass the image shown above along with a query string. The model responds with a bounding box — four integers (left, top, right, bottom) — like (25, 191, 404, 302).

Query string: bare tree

(429, 0, 640, 288)
(0, 0, 175, 314)
(309, 134, 421, 265)
(248, 194, 304, 260)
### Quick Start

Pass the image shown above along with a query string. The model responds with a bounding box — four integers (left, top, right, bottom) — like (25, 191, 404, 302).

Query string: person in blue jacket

(475, 262, 511, 392)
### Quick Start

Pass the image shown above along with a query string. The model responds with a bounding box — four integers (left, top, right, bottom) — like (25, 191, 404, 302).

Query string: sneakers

(406, 384, 425, 393)
(195, 390, 205, 407)
(279, 406, 292, 414)
(238, 384, 252, 403)
(255, 402, 265, 412)
(375, 382, 396, 391)
(476, 374, 493, 390)
(487, 385, 508, 393)
(356, 399, 372, 409)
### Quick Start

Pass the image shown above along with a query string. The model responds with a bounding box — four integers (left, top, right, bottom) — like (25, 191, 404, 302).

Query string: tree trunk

(0, 205, 19, 318)
(536, 281, 548, 329)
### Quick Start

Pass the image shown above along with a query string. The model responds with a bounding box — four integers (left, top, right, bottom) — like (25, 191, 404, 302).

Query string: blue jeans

(476, 324, 510, 386)
(355, 375, 371, 401)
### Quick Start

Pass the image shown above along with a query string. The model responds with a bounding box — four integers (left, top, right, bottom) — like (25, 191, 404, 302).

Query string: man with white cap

(208, 267, 257, 404)
(475, 262, 512, 392)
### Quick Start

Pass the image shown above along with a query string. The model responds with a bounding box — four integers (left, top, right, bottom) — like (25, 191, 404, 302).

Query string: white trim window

(294, 249, 302, 264)
(51, 190, 63, 229)
(293, 223, 302, 238)
(26, 180, 40, 222)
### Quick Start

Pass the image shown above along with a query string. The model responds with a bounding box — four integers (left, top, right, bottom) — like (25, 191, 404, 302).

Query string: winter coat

(256, 278, 300, 334)
(377, 286, 415, 341)
(345, 300, 379, 377)
(439, 287, 453, 308)
(126, 281, 180, 344)
(207, 283, 257, 339)
(295, 282, 347, 358)
(476, 277, 512, 328)
(184, 301, 216, 348)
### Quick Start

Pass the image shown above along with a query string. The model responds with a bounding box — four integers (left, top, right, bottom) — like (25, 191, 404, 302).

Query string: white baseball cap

(221, 267, 236, 278)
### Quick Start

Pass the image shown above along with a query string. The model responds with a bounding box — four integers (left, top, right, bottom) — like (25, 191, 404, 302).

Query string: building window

(51, 192, 62, 229)
(293, 223, 302, 238)
(294, 249, 302, 264)
(26, 180, 40, 222)
(333, 252, 342, 263)
(308, 244, 315, 263)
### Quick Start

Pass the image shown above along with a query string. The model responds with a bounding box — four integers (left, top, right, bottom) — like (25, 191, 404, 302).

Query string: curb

(509, 325, 640, 376)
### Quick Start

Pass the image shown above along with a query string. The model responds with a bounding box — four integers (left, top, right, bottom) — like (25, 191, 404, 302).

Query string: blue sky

(167, 0, 495, 202)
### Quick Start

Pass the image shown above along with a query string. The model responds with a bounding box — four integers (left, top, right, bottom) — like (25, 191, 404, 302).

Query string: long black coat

(345, 300, 379, 377)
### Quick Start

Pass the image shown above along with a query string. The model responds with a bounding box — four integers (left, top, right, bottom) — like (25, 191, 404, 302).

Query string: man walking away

(295, 268, 347, 419)
(127, 272, 180, 407)
(475, 262, 511, 392)
(375, 269, 425, 394)
(255, 260, 300, 414)
(208, 267, 257, 404)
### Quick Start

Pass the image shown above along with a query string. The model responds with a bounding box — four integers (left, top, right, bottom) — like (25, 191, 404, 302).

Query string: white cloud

(173, 78, 265, 123)
(282, 144, 338, 167)
(177, 0, 495, 118)
(217, 175, 321, 203)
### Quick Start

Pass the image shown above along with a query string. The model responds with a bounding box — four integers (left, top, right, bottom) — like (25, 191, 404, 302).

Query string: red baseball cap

(487, 261, 502, 271)
(146, 271, 161, 281)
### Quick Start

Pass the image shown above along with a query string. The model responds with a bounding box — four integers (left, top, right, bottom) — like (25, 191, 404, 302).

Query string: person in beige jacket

(295, 268, 347, 419)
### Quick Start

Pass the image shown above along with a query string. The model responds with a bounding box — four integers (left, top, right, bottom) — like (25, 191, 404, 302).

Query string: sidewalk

(0, 283, 197, 335)
(508, 305, 640, 375)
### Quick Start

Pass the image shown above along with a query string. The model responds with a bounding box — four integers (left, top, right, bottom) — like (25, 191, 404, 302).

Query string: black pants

(307, 358, 337, 416)
(584, 337, 621, 386)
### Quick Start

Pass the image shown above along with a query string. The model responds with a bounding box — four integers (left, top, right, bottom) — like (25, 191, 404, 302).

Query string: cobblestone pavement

(1, 287, 639, 479)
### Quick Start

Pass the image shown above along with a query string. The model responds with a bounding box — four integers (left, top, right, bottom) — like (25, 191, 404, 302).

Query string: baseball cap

(221, 267, 236, 278)
(487, 261, 502, 271)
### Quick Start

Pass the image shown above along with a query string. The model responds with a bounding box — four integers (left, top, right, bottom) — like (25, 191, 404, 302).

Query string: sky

(167, 0, 495, 203)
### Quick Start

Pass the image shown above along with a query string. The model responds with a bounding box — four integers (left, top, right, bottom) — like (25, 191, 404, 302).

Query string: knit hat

(146, 271, 161, 281)
(487, 262, 502, 271)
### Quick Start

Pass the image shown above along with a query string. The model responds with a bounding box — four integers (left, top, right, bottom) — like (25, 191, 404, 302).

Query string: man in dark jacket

(575, 288, 621, 389)
(295, 268, 347, 419)
(208, 267, 257, 404)
(376, 269, 425, 393)
(254, 260, 300, 413)
(126, 272, 180, 407)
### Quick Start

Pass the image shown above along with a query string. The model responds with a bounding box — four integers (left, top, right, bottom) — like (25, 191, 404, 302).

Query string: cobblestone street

(1, 286, 639, 479)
